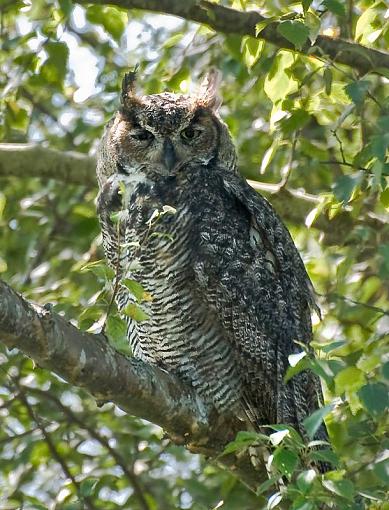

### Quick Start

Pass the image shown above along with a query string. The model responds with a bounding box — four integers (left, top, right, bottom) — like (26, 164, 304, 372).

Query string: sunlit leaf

(335, 366, 366, 394)
(264, 51, 298, 104)
(123, 303, 149, 322)
(122, 278, 152, 303)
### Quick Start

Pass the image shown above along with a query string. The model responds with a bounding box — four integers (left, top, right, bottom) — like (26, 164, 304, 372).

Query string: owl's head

(96, 70, 237, 187)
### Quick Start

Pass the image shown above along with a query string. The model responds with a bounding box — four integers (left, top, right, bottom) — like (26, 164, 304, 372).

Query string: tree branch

(75, 0, 389, 75)
(0, 143, 96, 187)
(0, 278, 267, 493)
(1, 143, 387, 245)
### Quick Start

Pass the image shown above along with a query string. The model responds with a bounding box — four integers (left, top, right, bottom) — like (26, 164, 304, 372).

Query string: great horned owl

(96, 70, 324, 437)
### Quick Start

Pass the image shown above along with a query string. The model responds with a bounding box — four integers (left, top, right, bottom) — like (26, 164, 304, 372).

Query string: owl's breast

(116, 179, 244, 413)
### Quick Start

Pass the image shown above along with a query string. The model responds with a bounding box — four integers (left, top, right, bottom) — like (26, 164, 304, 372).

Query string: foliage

(0, 0, 388, 508)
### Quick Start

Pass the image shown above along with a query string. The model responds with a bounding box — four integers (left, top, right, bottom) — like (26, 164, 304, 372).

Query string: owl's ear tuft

(121, 65, 140, 107)
(197, 68, 222, 112)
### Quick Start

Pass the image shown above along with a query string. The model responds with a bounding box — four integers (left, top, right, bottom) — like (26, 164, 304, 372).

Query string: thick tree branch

(0, 279, 267, 492)
(1, 143, 387, 245)
(76, 0, 389, 75)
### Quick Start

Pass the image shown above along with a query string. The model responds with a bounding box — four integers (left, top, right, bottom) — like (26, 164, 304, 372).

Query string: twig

(321, 292, 389, 316)
(27, 387, 152, 510)
(319, 160, 370, 172)
(0, 426, 40, 446)
(331, 130, 347, 164)
(279, 133, 298, 189)
(103, 218, 123, 333)
(17, 387, 97, 510)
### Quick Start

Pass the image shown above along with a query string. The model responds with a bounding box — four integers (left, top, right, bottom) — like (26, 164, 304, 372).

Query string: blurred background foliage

(0, 0, 388, 508)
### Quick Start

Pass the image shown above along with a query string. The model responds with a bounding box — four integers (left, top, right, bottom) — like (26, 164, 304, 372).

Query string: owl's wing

(192, 170, 323, 435)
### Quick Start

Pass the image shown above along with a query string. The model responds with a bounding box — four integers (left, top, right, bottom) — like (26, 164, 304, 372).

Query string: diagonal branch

(0, 278, 267, 492)
(75, 0, 389, 75)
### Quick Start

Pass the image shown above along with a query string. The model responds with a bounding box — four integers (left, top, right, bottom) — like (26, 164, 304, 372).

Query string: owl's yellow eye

(181, 126, 202, 141)
(131, 130, 154, 141)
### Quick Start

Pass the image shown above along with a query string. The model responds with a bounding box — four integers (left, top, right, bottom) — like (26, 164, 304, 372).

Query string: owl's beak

(162, 138, 177, 172)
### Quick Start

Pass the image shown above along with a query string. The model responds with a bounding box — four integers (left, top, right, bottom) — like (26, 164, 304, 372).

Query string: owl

(96, 70, 325, 439)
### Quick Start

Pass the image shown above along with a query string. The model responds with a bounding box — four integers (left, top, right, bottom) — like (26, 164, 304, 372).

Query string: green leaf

(323, 68, 333, 95)
(242, 36, 264, 69)
(309, 449, 339, 467)
(302, 0, 313, 14)
(322, 479, 355, 500)
(284, 357, 310, 383)
(344, 80, 369, 106)
(303, 404, 333, 439)
(105, 314, 131, 355)
(260, 139, 280, 174)
(320, 340, 347, 353)
(123, 303, 149, 322)
(163, 33, 183, 49)
(358, 383, 388, 418)
(269, 429, 290, 446)
(122, 278, 152, 303)
(264, 51, 299, 104)
(273, 447, 299, 476)
(255, 17, 277, 36)
(322, 0, 346, 17)
(277, 21, 310, 49)
(355, 5, 379, 44)
(335, 366, 366, 394)
(6, 101, 29, 132)
(382, 362, 389, 380)
(80, 260, 115, 281)
(280, 109, 310, 134)
(86, 5, 127, 41)
(305, 11, 321, 44)
(0, 192, 6, 220)
(78, 306, 104, 331)
(373, 455, 389, 483)
(256, 476, 279, 495)
(58, 0, 73, 17)
(291, 501, 314, 510)
(222, 431, 267, 454)
(40, 41, 69, 85)
(370, 133, 389, 162)
(80, 478, 99, 497)
(332, 172, 363, 204)
(378, 244, 389, 278)
(296, 469, 316, 493)
(288, 351, 307, 367)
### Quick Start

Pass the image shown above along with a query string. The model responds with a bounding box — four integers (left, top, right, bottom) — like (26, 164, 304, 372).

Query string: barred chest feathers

(105, 167, 245, 417)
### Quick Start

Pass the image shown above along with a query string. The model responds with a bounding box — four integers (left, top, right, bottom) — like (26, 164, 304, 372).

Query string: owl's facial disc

(113, 94, 219, 177)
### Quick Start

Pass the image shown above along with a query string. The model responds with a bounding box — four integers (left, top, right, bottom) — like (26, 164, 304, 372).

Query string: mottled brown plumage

(96, 71, 325, 438)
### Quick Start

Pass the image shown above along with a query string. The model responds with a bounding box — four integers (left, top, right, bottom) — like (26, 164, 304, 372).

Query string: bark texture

(0, 279, 267, 492)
